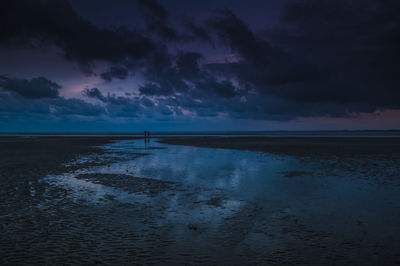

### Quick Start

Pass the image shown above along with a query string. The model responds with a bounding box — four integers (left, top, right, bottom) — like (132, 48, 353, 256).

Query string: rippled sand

(1, 136, 400, 265)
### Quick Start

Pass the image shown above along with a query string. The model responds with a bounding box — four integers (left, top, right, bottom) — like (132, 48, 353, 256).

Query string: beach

(158, 136, 400, 155)
(1, 135, 400, 265)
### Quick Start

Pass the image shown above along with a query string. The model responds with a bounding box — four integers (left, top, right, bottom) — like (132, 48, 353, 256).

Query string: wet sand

(1, 136, 400, 265)
(158, 136, 400, 156)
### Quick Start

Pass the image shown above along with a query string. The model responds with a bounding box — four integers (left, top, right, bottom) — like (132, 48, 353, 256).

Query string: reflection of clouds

(40, 138, 252, 232)
(36, 139, 400, 263)
(92, 139, 300, 196)
(44, 173, 150, 204)
(59, 139, 311, 204)
(42, 171, 245, 234)
(47, 138, 348, 231)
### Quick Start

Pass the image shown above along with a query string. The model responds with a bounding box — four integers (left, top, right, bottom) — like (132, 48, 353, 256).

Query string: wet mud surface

(1, 136, 400, 265)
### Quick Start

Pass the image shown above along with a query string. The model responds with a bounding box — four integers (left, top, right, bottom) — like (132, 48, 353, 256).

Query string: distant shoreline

(1, 129, 400, 138)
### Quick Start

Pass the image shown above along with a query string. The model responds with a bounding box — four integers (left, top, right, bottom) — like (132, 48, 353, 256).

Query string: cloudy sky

(1, 0, 399, 131)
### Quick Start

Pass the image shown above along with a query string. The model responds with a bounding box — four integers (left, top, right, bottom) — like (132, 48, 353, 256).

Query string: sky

(0, 0, 399, 132)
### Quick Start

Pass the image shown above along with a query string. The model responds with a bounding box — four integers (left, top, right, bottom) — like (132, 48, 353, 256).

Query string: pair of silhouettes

(144, 130, 150, 143)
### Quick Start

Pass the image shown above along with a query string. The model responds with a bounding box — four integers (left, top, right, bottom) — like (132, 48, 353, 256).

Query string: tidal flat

(1, 135, 400, 265)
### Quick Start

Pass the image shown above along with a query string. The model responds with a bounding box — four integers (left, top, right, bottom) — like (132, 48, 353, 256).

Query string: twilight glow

(1, 0, 399, 131)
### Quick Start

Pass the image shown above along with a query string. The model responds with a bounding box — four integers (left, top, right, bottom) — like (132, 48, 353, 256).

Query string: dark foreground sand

(1, 136, 400, 265)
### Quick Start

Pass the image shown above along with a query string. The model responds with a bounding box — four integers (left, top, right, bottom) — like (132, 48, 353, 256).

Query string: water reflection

(94, 139, 305, 197)
(36, 138, 400, 264)
(95, 139, 400, 233)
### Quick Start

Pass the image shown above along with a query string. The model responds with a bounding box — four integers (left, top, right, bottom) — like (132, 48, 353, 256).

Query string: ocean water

(2, 129, 400, 137)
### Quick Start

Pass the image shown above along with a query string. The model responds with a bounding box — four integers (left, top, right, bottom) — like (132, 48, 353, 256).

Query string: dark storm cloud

(155, 104, 173, 116)
(265, 0, 400, 108)
(82, 87, 107, 102)
(195, 78, 238, 99)
(181, 18, 214, 44)
(1, 0, 399, 124)
(0, 0, 162, 72)
(137, 0, 168, 21)
(0, 76, 106, 118)
(139, 51, 192, 96)
(0, 76, 60, 99)
(176, 52, 203, 77)
(82, 86, 175, 117)
(136, 0, 181, 41)
(0, 77, 155, 119)
(136, 0, 212, 43)
(136, 48, 239, 100)
(208, 9, 275, 65)
(83, 87, 133, 106)
(50, 97, 105, 116)
(206, 8, 320, 87)
(139, 83, 174, 96)
(100, 66, 129, 81)
(199, 1, 400, 119)
(138, 61, 240, 100)
(141, 97, 155, 107)
(0, 88, 104, 117)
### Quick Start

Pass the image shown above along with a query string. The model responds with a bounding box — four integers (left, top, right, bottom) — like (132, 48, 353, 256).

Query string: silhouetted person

(144, 129, 150, 143)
